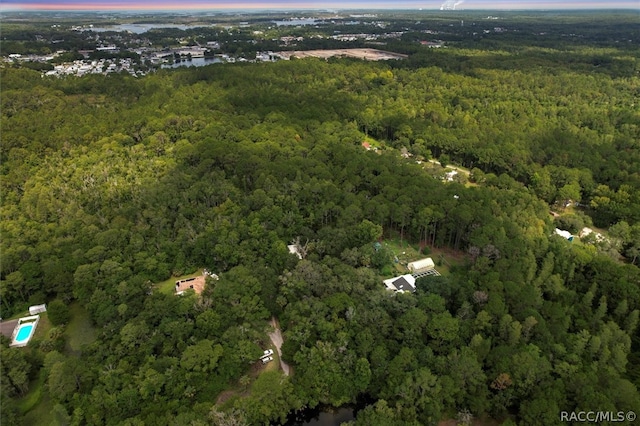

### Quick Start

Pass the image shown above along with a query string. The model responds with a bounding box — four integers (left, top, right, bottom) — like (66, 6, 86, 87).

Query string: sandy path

(268, 317, 291, 376)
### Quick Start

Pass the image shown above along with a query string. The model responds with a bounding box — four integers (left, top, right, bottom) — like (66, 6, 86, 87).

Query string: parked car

(262, 349, 274, 358)
(261, 356, 273, 364)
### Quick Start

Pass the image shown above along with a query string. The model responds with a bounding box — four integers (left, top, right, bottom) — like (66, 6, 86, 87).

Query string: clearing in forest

(155, 269, 204, 294)
(382, 237, 465, 277)
(275, 48, 408, 61)
(65, 303, 97, 356)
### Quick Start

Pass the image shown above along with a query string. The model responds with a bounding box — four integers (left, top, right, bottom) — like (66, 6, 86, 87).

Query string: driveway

(0, 319, 19, 339)
(268, 317, 291, 376)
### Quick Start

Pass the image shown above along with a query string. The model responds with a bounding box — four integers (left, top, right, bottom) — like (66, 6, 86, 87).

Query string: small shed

(407, 258, 435, 273)
(29, 304, 47, 315)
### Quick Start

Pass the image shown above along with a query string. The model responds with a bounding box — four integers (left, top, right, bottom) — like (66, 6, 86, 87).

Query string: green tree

(48, 299, 71, 326)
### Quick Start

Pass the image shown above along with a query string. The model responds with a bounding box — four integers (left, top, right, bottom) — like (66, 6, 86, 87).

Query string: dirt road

(268, 317, 291, 376)
(428, 159, 470, 176)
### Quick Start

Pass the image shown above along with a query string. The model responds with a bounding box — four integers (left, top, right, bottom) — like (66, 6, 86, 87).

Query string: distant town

(4, 11, 560, 77)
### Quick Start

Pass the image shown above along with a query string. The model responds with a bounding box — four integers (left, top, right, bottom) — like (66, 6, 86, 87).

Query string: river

(87, 23, 207, 33)
(283, 407, 355, 426)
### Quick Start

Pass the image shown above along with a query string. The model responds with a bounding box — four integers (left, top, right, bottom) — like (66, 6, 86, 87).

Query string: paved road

(268, 317, 291, 376)
(0, 319, 19, 339)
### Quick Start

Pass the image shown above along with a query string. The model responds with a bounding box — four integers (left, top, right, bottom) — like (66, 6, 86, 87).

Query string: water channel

(284, 407, 355, 426)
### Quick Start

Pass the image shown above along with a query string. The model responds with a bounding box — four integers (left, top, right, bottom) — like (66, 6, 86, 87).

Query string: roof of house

(383, 274, 417, 293)
(29, 304, 47, 315)
(176, 276, 207, 295)
(393, 276, 415, 292)
(0, 319, 19, 339)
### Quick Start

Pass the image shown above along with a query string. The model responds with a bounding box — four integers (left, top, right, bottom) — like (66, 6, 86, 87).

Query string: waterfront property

(10, 315, 40, 347)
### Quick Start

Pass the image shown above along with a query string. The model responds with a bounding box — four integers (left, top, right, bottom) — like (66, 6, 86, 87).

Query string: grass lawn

(427, 246, 466, 276)
(18, 303, 97, 425)
(23, 391, 58, 426)
(21, 391, 55, 426)
(19, 369, 55, 426)
(31, 312, 52, 341)
(381, 237, 425, 275)
(216, 342, 280, 407)
(65, 302, 97, 356)
(155, 268, 203, 295)
(381, 235, 466, 277)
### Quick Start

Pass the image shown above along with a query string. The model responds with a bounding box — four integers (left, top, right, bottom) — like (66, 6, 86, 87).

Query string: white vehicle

(261, 356, 273, 364)
(262, 349, 274, 358)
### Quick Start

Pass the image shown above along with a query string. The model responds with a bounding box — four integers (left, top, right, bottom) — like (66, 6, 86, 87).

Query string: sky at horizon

(1, 0, 639, 10)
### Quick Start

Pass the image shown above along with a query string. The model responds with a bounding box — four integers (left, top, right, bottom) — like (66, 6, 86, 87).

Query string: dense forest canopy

(1, 12, 639, 426)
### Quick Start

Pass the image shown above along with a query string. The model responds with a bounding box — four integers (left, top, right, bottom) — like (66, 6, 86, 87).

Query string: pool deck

(10, 315, 40, 347)
(0, 319, 19, 339)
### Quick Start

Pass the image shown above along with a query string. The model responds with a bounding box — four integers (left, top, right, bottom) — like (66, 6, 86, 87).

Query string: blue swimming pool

(15, 324, 34, 343)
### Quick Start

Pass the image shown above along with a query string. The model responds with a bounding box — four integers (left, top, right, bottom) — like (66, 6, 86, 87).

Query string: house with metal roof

(383, 274, 417, 293)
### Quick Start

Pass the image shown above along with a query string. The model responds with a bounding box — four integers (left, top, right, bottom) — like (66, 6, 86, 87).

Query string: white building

(554, 228, 574, 241)
(29, 304, 47, 315)
(407, 258, 435, 273)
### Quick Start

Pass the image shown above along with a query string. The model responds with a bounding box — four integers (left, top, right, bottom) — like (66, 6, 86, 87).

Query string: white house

(407, 258, 435, 273)
(383, 274, 416, 293)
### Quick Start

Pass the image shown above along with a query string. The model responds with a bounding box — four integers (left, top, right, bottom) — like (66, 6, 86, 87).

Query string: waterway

(87, 23, 208, 33)
(273, 19, 318, 27)
(284, 407, 355, 426)
(161, 57, 223, 69)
